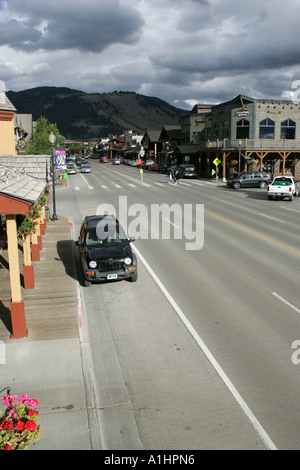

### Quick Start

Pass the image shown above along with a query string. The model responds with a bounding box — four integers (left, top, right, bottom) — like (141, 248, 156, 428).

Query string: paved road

(53, 160, 300, 450)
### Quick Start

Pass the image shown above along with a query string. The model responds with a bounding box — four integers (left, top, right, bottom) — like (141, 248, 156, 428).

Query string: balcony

(200, 138, 300, 151)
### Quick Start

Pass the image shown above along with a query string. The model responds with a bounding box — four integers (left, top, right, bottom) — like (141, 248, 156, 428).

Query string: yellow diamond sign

(213, 158, 221, 166)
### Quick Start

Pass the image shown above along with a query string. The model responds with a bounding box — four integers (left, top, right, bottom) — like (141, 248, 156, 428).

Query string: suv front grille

(98, 261, 123, 272)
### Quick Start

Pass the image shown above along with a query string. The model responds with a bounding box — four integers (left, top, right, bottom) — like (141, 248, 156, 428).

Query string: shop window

(223, 120, 229, 138)
(259, 118, 275, 139)
(236, 119, 250, 139)
(213, 123, 219, 139)
(281, 119, 296, 139)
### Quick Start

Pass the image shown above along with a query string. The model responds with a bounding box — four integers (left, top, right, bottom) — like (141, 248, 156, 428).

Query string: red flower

(1, 420, 8, 430)
(16, 420, 25, 431)
(25, 420, 37, 432)
(1, 444, 13, 450)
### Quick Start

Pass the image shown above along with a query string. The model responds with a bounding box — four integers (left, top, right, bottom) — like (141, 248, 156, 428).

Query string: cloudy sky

(0, 0, 299, 110)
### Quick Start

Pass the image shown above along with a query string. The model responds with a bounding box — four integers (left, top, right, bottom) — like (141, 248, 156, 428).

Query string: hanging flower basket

(0, 393, 42, 450)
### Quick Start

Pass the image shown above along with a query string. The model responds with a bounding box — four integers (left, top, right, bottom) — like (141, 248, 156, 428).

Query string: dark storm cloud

(0, 0, 144, 52)
(1, 0, 299, 109)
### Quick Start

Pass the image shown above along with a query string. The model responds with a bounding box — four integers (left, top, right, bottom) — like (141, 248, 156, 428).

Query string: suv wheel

(259, 181, 267, 189)
(233, 182, 241, 189)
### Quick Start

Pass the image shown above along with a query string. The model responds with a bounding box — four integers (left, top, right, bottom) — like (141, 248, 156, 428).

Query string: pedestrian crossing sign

(213, 158, 221, 166)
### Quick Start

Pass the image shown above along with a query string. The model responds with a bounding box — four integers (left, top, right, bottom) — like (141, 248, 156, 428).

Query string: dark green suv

(227, 171, 271, 190)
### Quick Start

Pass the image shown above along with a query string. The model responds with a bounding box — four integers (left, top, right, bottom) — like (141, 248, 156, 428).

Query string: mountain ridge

(7, 86, 188, 140)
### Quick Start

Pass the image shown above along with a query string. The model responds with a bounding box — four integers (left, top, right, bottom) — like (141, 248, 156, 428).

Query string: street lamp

(49, 132, 58, 221)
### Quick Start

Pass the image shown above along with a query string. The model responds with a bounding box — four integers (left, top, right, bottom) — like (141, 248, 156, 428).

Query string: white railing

(201, 138, 300, 150)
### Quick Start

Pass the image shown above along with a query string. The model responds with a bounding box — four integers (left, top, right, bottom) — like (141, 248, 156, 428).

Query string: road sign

(213, 157, 221, 166)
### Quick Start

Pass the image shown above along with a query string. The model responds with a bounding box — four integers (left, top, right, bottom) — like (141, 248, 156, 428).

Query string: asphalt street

(53, 160, 300, 450)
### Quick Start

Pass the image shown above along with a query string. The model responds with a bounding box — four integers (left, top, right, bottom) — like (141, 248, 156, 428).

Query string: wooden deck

(0, 217, 79, 343)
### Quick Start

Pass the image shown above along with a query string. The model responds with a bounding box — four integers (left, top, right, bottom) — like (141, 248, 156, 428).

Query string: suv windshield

(85, 218, 128, 246)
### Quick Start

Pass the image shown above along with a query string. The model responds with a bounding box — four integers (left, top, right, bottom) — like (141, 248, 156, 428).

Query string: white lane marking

(114, 184, 122, 188)
(163, 218, 181, 230)
(181, 182, 191, 186)
(142, 183, 151, 187)
(155, 182, 165, 187)
(280, 206, 300, 213)
(101, 185, 108, 189)
(259, 213, 285, 223)
(272, 292, 300, 314)
(80, 174, 94, 190)
(128, 183, 136, 187)
(133, 245, 277, 451)
(193, 182, 205, 186)
(74, 186, 80, 191)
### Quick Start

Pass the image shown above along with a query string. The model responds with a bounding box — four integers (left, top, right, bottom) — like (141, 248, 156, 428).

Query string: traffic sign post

(213, 157, 221, 181)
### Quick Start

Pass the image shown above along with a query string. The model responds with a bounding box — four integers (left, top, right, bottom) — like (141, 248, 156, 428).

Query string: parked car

(130, 160, 138, 166)
(177, 164, 197, 178)
(226, 171, 271, 189)
(100, 156, 110, 163)
(158, 163, 169, 174)
(76, 156, 86, 167)
(76, 214, 137, 286)
(148, 163, 160, 171)
(141, 159, 154, 169)
(81, 163, 91, 173)
(66, 163, 77, 175)
(267, 176, 299, 201)
(112, 158, 121, 165)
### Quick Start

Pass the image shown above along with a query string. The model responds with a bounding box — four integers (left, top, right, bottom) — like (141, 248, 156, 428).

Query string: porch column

(40, 206, 46, 234)
(31, 228, 40, 261)
(23, 235, 34, 289)
(6, 215, 28, 339)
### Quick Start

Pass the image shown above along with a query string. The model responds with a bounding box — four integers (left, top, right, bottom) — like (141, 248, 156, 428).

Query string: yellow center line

(203, 208, 300, 257)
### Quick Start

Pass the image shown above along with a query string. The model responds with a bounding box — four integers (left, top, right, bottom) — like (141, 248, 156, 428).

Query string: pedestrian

(60, 170, 68, 187)
(172, 169, 177, 184)
(175, 169, 181, 184)
(169, 168, 174, 183)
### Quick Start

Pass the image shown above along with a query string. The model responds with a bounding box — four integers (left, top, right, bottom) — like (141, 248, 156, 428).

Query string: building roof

(175, 145, 200, 155)
(144, 130, 161, 142)
(0, 92, 16, 112)
(0, 165, 46, 204)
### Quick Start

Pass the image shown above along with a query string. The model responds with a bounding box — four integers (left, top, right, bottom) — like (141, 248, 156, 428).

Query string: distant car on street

(177, 164, 197, 178)
(100, 156, 110, 163)
(81, 163, 91, 173)
(66, 162, 77, 175)
(148, 163, 160, 171)
(112, 158, 121, 165)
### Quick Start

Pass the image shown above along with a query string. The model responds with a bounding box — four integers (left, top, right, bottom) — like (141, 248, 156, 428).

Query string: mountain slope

(7, 87, 187, 139)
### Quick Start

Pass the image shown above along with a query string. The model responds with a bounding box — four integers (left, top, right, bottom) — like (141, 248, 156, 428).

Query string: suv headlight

(89, 260, 97, 269)
(124, 257, 132, 265)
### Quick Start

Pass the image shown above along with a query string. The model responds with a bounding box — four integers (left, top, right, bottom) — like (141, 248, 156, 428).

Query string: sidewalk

(0, 217, 98, 450)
